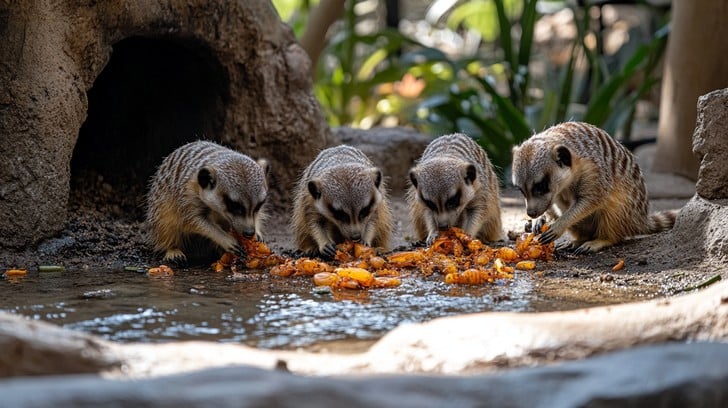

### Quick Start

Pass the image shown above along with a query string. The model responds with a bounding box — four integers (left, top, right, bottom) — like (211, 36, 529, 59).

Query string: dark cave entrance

(70, 36, 230, 219)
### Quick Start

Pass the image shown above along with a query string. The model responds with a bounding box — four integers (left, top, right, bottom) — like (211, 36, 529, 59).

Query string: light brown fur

(146, 141, 269, 264)
(407, 133, 504, 244)
(291, 145, 393, 257)
(511, 122, 677, 253)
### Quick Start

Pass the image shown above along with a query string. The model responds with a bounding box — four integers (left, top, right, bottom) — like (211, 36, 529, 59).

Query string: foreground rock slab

(1, 280, 727, 378)
(1, 343, 727, 408)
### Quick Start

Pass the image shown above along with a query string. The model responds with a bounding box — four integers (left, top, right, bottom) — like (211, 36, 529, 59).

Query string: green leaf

(448, 1, 500, 43)
(473, 75, 532, 142)
(494, 0, 514, 68)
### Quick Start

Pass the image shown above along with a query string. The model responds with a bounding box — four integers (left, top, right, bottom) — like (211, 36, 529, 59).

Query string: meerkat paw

(537, 223, 562, 244)
(555, 240, 577, 252)
(318, 242, 337, 259)
(163, 249, 188, 268)
(220, 237, 246, 259)
(533, 217, 549, 234)
(573, 239, 613, 255)
(255, 233, 265, 243)
(425, 232, 439, 247)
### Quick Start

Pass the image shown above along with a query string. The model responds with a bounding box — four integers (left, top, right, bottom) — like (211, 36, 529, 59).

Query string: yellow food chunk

(494, 258, 514, 274)
(387, 251, 425, 268)
(515, 260, 536, 270)
(373, 276, 401, 288)
(369, 256, 387, 270)
(313, 272, 339, 286)
(335, 267, 375, 287)
(495, 247, 519, 262)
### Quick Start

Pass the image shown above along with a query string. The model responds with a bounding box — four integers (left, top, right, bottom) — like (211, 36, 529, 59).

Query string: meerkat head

(409, 158, 479, 231)
(512, 140, 573, 219)
(308, 165, 383, 242)
(197, 156, 269, 238)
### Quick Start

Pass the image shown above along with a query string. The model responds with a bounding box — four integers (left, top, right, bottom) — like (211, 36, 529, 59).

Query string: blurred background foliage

(272, 0, 670, 172)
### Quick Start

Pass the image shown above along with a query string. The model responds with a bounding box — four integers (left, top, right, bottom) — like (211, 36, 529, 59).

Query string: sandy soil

(0, 167, 720, 306)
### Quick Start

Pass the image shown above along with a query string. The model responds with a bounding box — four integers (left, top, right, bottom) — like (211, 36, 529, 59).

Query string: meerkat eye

(532, 177, 550, 196)
(330, 207, 350, 223)
(224, 196, 246, 215)
(423, 199, 437, 211)
(419, 193, 437, 212)
(445, 192, 461, 210)
(358, 202, 372, 221)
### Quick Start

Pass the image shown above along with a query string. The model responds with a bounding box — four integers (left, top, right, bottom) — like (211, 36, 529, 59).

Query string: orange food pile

(212, 227, 554, 289)
(211, 234, 286, 272)
(385, 227, 553, 285)
(271, 241, 402, 289)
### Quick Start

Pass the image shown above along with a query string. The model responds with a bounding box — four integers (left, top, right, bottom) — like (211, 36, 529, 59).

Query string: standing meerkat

(146, 140, 270, 265)
(511, 121, 677, 254)
(292, 145, 393, 258)
(407, 133, 504, 245)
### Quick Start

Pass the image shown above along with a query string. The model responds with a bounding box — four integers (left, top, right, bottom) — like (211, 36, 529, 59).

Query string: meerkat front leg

(308, 219, 337, 258)
(189, 218, 245, 257)
(540, 196, 601, 245)
(424, 213, 439, 246)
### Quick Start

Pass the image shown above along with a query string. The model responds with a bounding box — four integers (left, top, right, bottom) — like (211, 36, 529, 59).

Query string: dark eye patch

(419, 193, 437, 212)
(330, 206, 350, 223)
(532, 177, 550, 196)
(445, 191, 461, 210)
(358, 201, 372, 221)
(224, 196, 246, 215)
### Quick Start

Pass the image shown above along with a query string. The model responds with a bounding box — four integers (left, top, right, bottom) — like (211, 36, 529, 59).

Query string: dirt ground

(0, 165, 721, 305)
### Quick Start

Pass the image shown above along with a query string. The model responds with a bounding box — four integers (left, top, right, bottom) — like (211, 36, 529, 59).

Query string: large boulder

(668, 88, 728, 261)
(693, 88, 728, 200)
(0, 1, 330, 248)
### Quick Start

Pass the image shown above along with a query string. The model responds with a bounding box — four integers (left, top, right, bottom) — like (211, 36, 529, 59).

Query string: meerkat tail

(647, 210, 678, 233)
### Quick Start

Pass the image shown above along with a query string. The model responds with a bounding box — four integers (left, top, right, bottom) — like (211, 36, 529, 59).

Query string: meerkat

(407, 133, 504, 245)
(291, 145, 393, 258)
(146, 140, 270, 265)
(511, 121, 677, 254)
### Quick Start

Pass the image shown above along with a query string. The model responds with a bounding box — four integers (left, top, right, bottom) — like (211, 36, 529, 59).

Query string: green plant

(276, 0, 669, 175)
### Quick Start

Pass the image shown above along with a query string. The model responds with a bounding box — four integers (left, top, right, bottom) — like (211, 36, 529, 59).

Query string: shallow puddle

(0, 265, 621, 350)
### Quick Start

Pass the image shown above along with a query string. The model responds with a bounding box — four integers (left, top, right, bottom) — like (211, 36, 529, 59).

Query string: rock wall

(0, 1, 330, 248)
(670, 88, 728, 261)
(694, 88, 728, 200)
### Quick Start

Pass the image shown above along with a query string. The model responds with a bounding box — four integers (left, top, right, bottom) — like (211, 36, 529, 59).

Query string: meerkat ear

(257, 158, 271, 176)
(307, 179, 322, 200)
(463, 164, 477, 185)
(553, 145, 572, 167)
(197, 167, 216, 189)
(372, 168, 382, 189)
(409, 169, 418, 188)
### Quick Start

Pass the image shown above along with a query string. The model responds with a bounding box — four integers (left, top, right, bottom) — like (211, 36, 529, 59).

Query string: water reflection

(0, 267, 542, 349)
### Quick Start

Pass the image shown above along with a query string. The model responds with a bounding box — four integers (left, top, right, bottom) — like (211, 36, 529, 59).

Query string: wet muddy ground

(0, 171, 720, 352)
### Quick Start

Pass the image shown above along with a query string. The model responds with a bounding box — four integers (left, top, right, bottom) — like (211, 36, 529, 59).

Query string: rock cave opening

(69, 36, 231, 219)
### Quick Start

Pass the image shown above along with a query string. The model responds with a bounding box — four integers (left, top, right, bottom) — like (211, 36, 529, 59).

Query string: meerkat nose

(242, 228, 256, 238)
(527, 209, 540, 218)
(349, 232, 362, 242)
(437, 223, 450, 230)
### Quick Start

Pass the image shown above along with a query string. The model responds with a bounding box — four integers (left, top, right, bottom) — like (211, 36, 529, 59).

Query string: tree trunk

(654, 0, 728, 179)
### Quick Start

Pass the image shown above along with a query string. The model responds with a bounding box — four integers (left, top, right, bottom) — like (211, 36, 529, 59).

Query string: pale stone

(693, 88, 728, 200)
